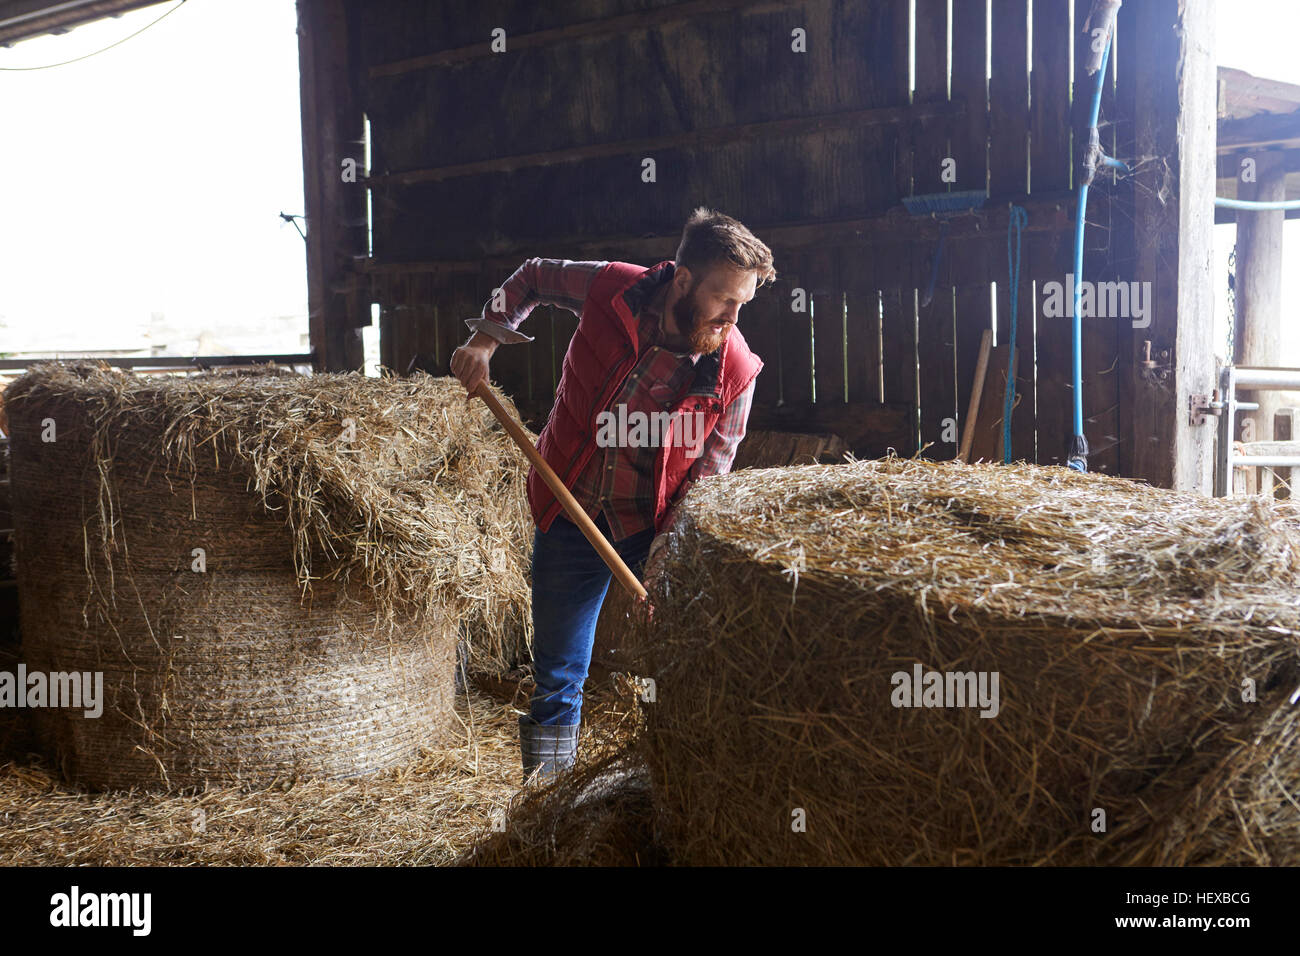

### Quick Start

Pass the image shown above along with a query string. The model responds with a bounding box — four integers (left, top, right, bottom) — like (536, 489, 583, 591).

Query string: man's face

(671, 263, 758, 354)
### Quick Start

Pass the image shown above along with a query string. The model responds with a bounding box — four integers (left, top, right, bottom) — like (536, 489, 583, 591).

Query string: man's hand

(450, 331, 499, 402)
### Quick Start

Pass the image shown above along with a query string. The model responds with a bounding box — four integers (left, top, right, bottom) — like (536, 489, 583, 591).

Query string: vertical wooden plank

(483, 263, 531, 405)
(907, 0, 951, 454)
(436, 272, 471, 377)
(743, 275, 784, 410)
(989, 0, 1029, 198)
(1030, 0, 1072, 195)
(528, 307, 557, 425)
(1171, 0, 1218, 493)
(952, 238, 993, 459)
(377, 294, 392, 374)
(970, 343, 1016, 462)
(780, 250, 814, 409)
(891, 0, 915, 200)
(952, 0, 990, 196)
(1112, 0, 1138, 478)
(415, 272, 437, 374)
(1075, 0, 1120, 476)
(839, 244, 880, 406)
(1099, 1, 1119, 187)
(416, 275, 438, 375)
(997, 220, 1038, 462)
(858, 0, 911, 215)
(880, 243, 918, 453)
(1080, 278, 1122, 474)
(387, 273, 408, 374)
(917, 234, 956, 459)
(376, 272, 394, 374)
(808, 249, 843, 405)
(912, 0, 949, 198)
(1031, 235, 1072, 467)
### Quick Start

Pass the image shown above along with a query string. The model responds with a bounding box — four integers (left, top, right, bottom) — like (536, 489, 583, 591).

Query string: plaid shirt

(467, 258, 754, 540)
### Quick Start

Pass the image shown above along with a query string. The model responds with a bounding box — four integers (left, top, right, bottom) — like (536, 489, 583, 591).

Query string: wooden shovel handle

(472, 382, 648, 601)
(957, 329, 993, 464)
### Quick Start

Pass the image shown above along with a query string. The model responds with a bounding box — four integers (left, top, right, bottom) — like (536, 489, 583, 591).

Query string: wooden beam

(1218, 66, 1300, 120)
(368, 0, 786, 79)
(359, 195, 1081, 277)
(368, 102, 965, 187)
(1218, 110, 1300, 151)
(0, 0, 165, 45)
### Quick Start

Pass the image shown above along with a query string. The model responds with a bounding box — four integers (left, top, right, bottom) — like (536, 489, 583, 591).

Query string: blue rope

(1002, 205, 1027, 464)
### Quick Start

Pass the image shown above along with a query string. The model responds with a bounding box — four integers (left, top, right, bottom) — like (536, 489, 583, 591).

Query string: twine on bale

(3, 363, 534, 790)
(624, 457, 1300, 866)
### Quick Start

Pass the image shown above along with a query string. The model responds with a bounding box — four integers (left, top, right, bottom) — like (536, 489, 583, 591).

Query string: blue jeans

(528, 512, 654, 726)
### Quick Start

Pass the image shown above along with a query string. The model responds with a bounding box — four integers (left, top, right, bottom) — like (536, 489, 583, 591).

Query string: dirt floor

(0, 660, 639, 866)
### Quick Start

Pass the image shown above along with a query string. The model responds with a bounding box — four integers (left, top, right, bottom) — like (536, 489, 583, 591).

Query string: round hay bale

(629, 458, 1300, 865)
(3, 363, 533, 790)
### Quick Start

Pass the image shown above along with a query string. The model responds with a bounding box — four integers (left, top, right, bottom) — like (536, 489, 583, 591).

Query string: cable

(0, 0, 186, 72)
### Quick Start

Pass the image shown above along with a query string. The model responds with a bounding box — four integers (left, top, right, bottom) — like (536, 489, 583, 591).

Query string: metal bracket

(1188, 393, 1214, 426)
(1140, 340, 1173, 384)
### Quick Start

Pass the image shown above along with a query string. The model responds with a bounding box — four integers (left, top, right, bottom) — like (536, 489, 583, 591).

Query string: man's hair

(674, 207, 776, 288)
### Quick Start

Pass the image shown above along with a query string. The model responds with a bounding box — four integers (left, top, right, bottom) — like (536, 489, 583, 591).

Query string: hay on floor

(2, 363, 533, 790)
(457, 749, 660, 867)
(458, 675, 661, 866)
(626, 457, 1300, 865)
(0, 666, 641, 865)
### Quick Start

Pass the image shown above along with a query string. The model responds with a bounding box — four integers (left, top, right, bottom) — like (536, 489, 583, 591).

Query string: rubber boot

(518, 716, 579, 785)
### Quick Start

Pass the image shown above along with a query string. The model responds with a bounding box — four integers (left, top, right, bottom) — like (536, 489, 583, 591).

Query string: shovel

(472, 382, 648, 601)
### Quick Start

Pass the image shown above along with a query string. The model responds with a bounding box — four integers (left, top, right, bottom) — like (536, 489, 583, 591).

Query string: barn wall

(308, 0, 1210, 484)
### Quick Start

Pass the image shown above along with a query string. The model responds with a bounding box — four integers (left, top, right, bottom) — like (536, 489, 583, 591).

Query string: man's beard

(672, 288, 731, 354)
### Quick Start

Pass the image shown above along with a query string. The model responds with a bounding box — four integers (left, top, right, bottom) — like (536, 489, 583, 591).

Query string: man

(450, 207, 775, 783)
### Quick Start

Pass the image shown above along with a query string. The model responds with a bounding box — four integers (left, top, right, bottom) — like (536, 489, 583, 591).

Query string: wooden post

(1120, 0, 1217, 491)
(1234, 151, 1287, 494)
(297, 0, 367, 373)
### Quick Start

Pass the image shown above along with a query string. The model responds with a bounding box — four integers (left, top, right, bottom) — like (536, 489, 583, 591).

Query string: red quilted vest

(526, 260, 763, 534)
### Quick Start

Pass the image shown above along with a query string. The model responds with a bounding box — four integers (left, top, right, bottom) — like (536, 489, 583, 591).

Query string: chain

(1227, 243, 1237, 362)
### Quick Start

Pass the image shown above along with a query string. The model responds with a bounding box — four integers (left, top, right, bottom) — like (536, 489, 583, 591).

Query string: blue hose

(1069, 35, 1114, 473)
(1215, 197, 1300, 211)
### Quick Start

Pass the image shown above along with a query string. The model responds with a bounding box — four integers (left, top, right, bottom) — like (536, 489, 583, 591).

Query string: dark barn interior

(303, 0, 1217, 488)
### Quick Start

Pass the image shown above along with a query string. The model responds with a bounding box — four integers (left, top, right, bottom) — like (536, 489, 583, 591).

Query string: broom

(902, 190, 988, 307)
